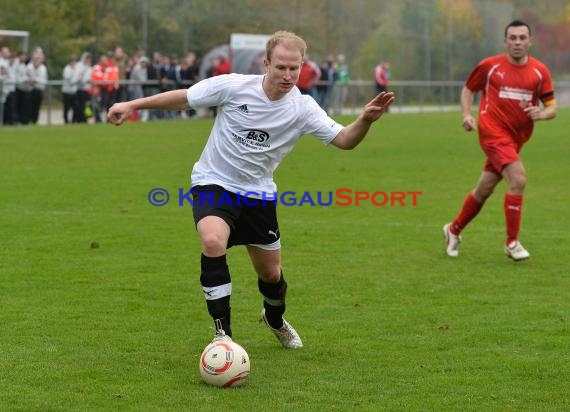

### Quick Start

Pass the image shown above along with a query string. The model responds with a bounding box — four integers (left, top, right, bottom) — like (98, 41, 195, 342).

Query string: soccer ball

(199, 339, 250, 388)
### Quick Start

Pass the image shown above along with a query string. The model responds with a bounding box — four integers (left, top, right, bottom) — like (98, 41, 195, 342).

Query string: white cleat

(210, 321, 233, 344)
(443, 223, 461, 257)
(260, 309, 303, 349)
(210, 331, 233, 344)
(504, 241, 530, 261)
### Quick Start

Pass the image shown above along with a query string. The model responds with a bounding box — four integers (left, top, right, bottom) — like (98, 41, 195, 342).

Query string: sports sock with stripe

(258, 273, 287, 330)
(200, 254, 232, 337)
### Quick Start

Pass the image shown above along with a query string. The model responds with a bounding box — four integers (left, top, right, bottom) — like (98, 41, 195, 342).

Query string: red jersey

(89, 63, 105, 96)
(466, 54, 555, 145)
(374, 64, 389, 87)
(297, 60, 321, 90)
(213, 58, 231, 76)
(103, 62, 120, 92)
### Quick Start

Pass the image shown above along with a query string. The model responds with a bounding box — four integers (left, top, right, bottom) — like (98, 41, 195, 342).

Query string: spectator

(0, 47, 17, 125)
(0, 46, 9, 66)
(27, 49, 48, 124)
(176, 53, 199, 89)
(89, 54, 107, 123)
(297, 54, 321, 98)
(0, 63, 15, 124)
(176, 53, 199, 118)
(101, 52, 120, 116)
(186, 52, 200, 82)
(14, 52, 30, 124)
(205, 56, 223, 117)
(205, 56, 220, 79)
(160, 54, 179, 118)
(213, 55, 231, 76)
(113, 46, 129, 102)
(129, 55, 148, 120)
(374, 61, 390, 112)
(332, 54, 350, 115)
(61, 56, 78, 124)
(145, 52, 163, 121)
(75, 52, 92, 123)
(316, 54, 336, 114)
(374, 61, 390, 94)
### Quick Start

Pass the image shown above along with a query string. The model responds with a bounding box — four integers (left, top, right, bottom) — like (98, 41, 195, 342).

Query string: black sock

(200, 254, 232, 337)
(258, 273, 287, 329)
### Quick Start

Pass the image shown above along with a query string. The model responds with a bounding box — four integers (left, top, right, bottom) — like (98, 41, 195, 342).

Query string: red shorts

(481, 140, 522, 175)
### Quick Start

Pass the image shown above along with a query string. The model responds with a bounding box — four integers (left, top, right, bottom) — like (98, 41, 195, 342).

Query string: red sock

(504, 193, 523, 245)
(451, 192, 483, 235)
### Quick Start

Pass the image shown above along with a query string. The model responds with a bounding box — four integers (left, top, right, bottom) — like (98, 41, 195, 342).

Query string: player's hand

(523, 105, 542, 120)
(362, 91, 395, 122)
(107, 102, 133, 126)
(462, 115, 476, 131)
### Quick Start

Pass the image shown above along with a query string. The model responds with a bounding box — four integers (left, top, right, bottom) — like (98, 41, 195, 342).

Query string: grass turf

(1, 110, 569, 411)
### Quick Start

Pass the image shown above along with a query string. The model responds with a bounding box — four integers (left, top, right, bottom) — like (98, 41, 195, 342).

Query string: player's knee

(474, 186, 494, 203)
(201, 234, 227, 256)
(509, 173, 526, 193)
(258, 267, 282, 284)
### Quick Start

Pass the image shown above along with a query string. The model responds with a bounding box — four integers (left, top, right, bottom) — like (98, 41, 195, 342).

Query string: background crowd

(1, 43, 392, 125)
(0, 46, 47, 125)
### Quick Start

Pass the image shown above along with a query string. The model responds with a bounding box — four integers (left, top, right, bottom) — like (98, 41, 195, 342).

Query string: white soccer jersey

(186, 74, 344, 198)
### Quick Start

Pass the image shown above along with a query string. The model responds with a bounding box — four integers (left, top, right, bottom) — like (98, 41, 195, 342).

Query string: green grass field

(1, 110, 569, 411)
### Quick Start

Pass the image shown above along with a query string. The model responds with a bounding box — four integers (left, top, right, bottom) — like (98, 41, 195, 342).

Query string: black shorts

(191, 184, 281, 250)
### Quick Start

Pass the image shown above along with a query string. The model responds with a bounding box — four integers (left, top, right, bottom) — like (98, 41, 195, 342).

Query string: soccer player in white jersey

(108, 31, 394, 349)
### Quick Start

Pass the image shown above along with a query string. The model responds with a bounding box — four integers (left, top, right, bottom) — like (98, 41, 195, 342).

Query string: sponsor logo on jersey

(240, 129, 269, 143)
(236, 104, 249, 114)
(230, 129, 271, 150)
(499, 86, 532, 102)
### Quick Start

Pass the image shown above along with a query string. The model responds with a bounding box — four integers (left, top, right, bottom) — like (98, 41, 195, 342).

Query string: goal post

(0, 30, 30, 53)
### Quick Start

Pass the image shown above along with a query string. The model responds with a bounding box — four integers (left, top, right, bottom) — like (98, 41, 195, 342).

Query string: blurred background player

(61, 56, 78, 124)
(373, 60, 390, 112)
(297, 53, 320, 99)
(332, 53, 350, 115)
(443, 20, 557, 261)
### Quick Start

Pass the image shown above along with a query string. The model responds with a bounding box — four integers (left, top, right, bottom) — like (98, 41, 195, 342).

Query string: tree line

(1, 0, 569, 82)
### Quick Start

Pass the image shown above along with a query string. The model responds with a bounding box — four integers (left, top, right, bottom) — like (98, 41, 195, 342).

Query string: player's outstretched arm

(460, 86, 477, 131)
(331, 91, 395, 150)
(107, 89, 191, 126)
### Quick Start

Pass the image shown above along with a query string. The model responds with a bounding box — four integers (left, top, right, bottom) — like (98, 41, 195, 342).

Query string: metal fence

(2, 79, 569, 126)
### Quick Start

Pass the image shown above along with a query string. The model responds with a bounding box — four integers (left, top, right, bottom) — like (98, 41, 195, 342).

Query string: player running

(443, 20, 557, 261)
